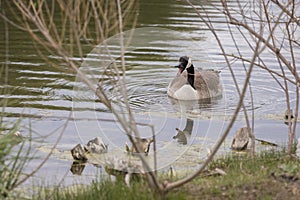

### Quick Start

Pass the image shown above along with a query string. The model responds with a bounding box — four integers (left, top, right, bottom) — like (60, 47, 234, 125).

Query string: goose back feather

(167, 68, 222, 100)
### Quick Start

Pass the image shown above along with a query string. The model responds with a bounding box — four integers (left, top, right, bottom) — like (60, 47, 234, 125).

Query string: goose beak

(176, 65, 184, 75)
(174, 62, 184, 68)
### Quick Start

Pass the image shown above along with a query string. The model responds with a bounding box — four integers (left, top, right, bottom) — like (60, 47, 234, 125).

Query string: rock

(84, 137, 108, 154)
(271, 172, 299, 182)
(215, 168, 227, 176)
(71, 144, 88, 161)
(125, 138, 153, 156)
(231, 127, 250, 151)
(0, 130, 24, 149)
(70, 137, 107, 161)
(11, 131, 24, 145)
(12, 131, 22, 138)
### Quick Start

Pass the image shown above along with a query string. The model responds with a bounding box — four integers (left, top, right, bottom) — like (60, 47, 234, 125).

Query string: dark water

(0, 0, 299, 187)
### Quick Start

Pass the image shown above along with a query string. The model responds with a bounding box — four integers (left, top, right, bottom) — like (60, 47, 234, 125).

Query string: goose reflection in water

(168, 92, 218, 145)
(173, 118, 194, 145)
(168, 95, 215, 116)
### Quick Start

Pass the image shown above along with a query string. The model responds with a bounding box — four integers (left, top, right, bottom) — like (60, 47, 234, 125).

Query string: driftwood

(255, 138, 278, 147)
(231, 127, 250, 151)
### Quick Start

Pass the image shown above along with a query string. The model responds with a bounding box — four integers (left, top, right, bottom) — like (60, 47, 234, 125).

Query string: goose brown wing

(194, 70, 222, 98)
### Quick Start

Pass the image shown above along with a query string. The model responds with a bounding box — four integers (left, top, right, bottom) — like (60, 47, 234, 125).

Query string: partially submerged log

(255, 138, 278, 147)
(231, 127, 250, 151)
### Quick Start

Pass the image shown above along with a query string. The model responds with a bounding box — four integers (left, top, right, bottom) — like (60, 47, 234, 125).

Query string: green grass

(0, 120, 31, 199)
(34, 179, 186, 200)
(176, 150, 300, 199)
(32, 150, 300, 200)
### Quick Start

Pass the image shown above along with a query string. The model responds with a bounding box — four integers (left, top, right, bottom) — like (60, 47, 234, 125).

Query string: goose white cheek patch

(186, 57, 192, 69)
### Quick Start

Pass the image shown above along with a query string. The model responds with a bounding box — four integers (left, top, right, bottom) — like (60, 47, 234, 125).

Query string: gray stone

(84, 137, 108, 154)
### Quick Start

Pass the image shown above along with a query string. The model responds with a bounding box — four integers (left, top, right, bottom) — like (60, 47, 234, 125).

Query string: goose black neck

(187, 65, 195, 89)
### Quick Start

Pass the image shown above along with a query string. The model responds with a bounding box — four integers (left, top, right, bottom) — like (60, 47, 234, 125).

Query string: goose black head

(175, 56, 195, 89)
(175, 56, 193, 75)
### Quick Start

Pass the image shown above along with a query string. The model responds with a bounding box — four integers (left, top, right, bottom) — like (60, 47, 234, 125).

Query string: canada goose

(167, 56, 222, 100)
